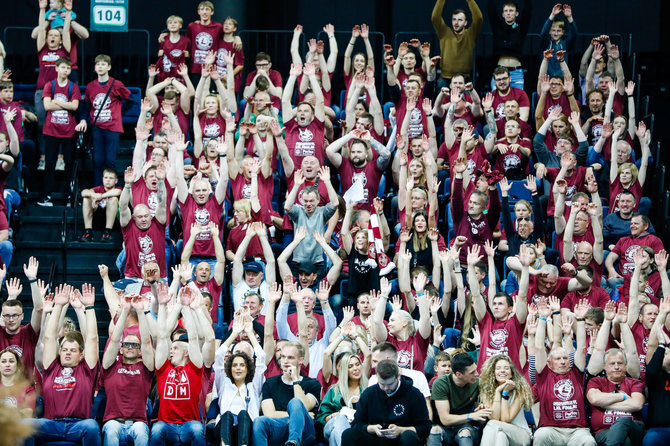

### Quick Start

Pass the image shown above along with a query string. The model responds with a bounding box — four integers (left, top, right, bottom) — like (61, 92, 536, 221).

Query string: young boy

(216, 16, 244, 93)
(243, 52, 283, 110)
(157, 15, 190, 82)
(186, 1, 223, 75)
(39, 57, 80, 206)
(434, 351, 452, 378)
(540, 3, 577, 77)
(80, 168, 121, 242)
(76, 54, 130, 186)
(0, 81, 33, 159)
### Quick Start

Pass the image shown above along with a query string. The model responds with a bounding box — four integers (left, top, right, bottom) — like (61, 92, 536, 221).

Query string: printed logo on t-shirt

(92, 92, 113, 123)
(552, 378, 579, 421)
(295, 128, 315, 157)
(147, 191, 158, 216)
(397, 349, 413, 369)
(407, 108, 423, 139)
(138, 235, 156, 266)
(164, 368, 191, 400)
(53, 367, 77, 391)
(193, 208, 212, 241)
(169, 49, 183, 58)
(495, 103, 505, 120)
(467, 159, 476, 176)
(203, 122, 221, 138)
(622, 245, 642, 275)
(392, 403, 406, 417)
(195, 32, 214, 50)
(503, 154, 521, 171)
(1, 395, 18, 408)
(51, 93, 71, 125)
(554, 379, 575, 401)
(352, 171, 369, 202)
(241, 183, 252, 199)
(467, 216, 486, 235)
(488, 328, 510, 357)
(162, 55, 173, 72)
(603, 409, 633, 425)
(42, 50, 61, 66)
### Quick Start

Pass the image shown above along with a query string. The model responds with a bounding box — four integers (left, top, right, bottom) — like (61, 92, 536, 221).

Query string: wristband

(85, 305, 95, 311)
(426, 113, 433, 117)
(627, 94, 633, 98)
(567, 93, 574, 97)
(622, 394, 626, 401)
(144, 310, 151, 315)
(501, 391, 510, 400)
(538, 317, 547, 322)
(552, 311, 560, 316)
(575, 317, 585, 321)
(185, 279, 193, 285)
(537, 256, 545, 260)
(28, 278, 38, 283)
(219, 154, 226, 158)
(466, 413, 471, 421)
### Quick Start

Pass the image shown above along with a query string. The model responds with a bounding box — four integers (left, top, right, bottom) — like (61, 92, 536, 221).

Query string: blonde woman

(479, 354, 534, 446)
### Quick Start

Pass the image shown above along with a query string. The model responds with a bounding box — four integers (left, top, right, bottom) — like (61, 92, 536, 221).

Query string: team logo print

(392, 404, 406, 417)
(93, 93, 112, 110)
(194, 208, 211, 225)
(624, 245, 641, 262)
(139, 235, 153, 254)
(203, 123, 221, 138)
(489, 329, 509, 349)
(241, 183, 252, 199)
(553, 379, 575, 401)
(62, 367, 73, 378)
(195, 32, 213, 50)
(164, 368, 191, 400)
(352, 171, 368, 187)
(397, 349, 412, 369)
(170, 49, 183, 58)
(495, 103, 505, 119)
(147, 192, 159, 212)
(503, 154, 520, 170)
(467, 159, 476, 175)
(298, 128, 314, 142)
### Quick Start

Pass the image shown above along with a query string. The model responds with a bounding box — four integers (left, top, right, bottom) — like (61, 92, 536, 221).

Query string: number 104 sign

(91, 0, 128, 32)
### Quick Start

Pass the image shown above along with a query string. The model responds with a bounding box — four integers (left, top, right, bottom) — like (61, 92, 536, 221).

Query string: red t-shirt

(180, 195, 224, 258)
(587, 376, 644, 433)
(91, 185, 122, 208)
(545, 166, 589, 216)
(199, 113, 226, 140)
(230, 173, 274, 225)
(609, 178, 642, 214)
(558, 229, 595, 263)
(131, 180, 175, 219)
(601, 133, 634, 165)
(533, 366, 588, 428)
(0, 102, 25, 142)
(36, 45, 70, 89)
(186, 21, 223, 74)
(287, 312, 325, 340)
(156, 360, 203, 423)
(245, 69, 283, 110)
(245, 133, 279, 171)
(216, 40, 244, 93)
(621, 272, 661, 307)
(225, 222, 265, 260)
(102, 359, 153, 422)
(630, 321, 651, 380)
(395, 101, 427, 140)
(542, 93, 572, 120)
(0, 324, 38, 377)
(492, 137, 531, 176)
(388, 332, 430, 372)
(153, 98, 190, 136)
(525, 275, 572, 305)
(612, 234, 665, 280)
(284, 117, 326, 166)
(316, 369, 338, 399)
(477, 313, 525, 372)
(84, 78, 131, 133)
(561, 287, 610, 311)
(42, 80, 81, 138)
(338, 158, 383, 208)
(439, 141, 488, 181)
(197, 278, 223, 323)
(157, 35, 190, 81)
(496, 117, 532, 140)
(296, 72, 333, 106)
(42, 359, 99, 419)
(492, 87, 530, 120)
(122, 220, 167, 279)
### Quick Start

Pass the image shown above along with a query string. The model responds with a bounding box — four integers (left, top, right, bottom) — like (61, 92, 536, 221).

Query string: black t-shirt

(347, 249, 380, 299)
(261, 374, 321, 411)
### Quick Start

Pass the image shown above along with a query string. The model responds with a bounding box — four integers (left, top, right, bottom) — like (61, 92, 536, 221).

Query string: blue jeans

(443, 328, 461, 349)
(323, 413, 350, 446)
(4, 188, 20, 219)
(103, 419, 149, 446)
(643, 427, 670, 446)
(33, 417, 101, 446)
(252, 398, 315, 446)
(149, 420, 205, 446)
(92, 127, 121, 186)
(0, 240, 14, 268)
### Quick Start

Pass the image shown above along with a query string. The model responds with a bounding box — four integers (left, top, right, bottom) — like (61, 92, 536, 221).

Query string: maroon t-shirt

(180, 195, 224, 258)
(609, 178, 642, 214)
(558, 229, 595, 264)
(122, 220, 167, 279)
(477, 312, 525, 372)
(131, 180, 175, 220)
(492, 137, 531, 176)
(84, 78, 130, 133)
(216, 40, 244, 92)
(157, 35, 190, 81)
(296, 72, 333, 106)
(542, 93, 572, 120)
(0, 102, 25, 142)
(230, 173, 274, 225)
(339, 158, 383, 208)
(156, 360, 203, 423)
(533, 366, 588, 428)
(438, 141, 488, 181)
(245, 69, 283, 110)
(36, 45, 70, 89)
(611, 234, 665, 281)
(630, 321, 651, 381)
(587, 376, 644, 433)
(545, 166, 589, 216)
(561, 287, 610, 311)
(287, 312, 325, 340)
(42, 359, 99, 419)
(388, 332, 430, 372)
(284, 117, 326, 167)
(492, 87, 530, 120)
(102, 359, 153, 422)
(199, 113, 226, 140)
(245, 133, 278, 171)
(226, 222, 265, 261)
(153, 98, 190, 136)
(525, 275, 571, 305)
(197, 278, 223, 323)
(496, 117, 532, 140)
(395, 101, 427, 140)
(186, 21, 223, 74)
(42, 79, 81, 138)
(91, 185, 122, 208)
(0, 324, 38, 377)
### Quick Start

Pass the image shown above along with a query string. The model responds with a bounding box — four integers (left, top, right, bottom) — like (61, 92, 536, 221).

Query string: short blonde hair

(166, 15, 183, 26)
(234, 199, 251, 220)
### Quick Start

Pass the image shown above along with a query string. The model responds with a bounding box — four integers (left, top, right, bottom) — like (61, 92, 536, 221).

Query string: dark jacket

(351, 375, 431, 440)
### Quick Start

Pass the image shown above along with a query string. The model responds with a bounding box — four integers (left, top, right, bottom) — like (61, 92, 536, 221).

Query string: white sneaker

(55, 157, 65, 171)
(37, 157, 46, 171)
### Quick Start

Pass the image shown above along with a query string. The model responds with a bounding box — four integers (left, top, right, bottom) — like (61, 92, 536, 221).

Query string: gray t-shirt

(288, 204, 336, 264)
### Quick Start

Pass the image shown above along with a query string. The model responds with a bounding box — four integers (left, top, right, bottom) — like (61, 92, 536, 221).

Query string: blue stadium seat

(121, 87, 143, 125)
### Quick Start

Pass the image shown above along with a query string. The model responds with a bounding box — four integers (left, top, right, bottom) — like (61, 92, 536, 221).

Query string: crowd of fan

(0, 0, 668, 445)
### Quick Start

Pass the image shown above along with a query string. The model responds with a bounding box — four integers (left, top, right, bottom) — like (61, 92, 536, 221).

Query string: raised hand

(540, 74, 551, 94)
(655, 250, 668, 270)
(80, 283, 96, 307)
(573, 298, 590, 320)
(482, 92, 494, 111)
(23, 256, 39, 280)
(466, 245, 483, 266)
(303, 62, 316, 76)
(543, 49, 554, 61)
(6, 277, 22, 299)
(360, 24, 369, 39)
(604, 300, 616, 321)
(555, 50, 565, 63)
(351, 25, 361, 38)
(290, 63, 303, 77)
(615, 301, 628, 325)
(267, 282, 282, 305)
(625, 81, 635, 97)
(390, 294, 402, 312)
(317, 279, 331, 304)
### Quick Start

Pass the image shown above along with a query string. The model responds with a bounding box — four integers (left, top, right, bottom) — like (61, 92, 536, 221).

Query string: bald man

(118, 163, 168, 289)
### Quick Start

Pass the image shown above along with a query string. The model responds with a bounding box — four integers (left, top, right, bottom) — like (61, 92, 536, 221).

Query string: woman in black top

(499, 175, 544, 257)
(341, 202, 380, 304)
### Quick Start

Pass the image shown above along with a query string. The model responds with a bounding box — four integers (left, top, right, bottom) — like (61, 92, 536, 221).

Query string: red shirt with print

(156, 360, 203, 423)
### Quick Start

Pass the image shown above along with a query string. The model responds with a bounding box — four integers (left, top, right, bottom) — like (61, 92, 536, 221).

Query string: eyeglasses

(2, 313, 21, 320)
(255, 63, 269, 68)
(122, 342, 141, 349)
